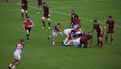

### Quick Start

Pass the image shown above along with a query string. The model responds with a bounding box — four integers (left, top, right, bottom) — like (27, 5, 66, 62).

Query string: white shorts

(14, 50, 21, 60)
(73, 24, 79, 28)
(14, 53, 21, 60)
(52, 30, 62, 37)
(73, 38, 80, 46)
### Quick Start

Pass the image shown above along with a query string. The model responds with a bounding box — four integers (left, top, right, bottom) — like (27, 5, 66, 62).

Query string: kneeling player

(48, 23, 62, 47)
(79, 32, 93, 48)
(8, 39, 24, 69)
(23, 17, 34, 41)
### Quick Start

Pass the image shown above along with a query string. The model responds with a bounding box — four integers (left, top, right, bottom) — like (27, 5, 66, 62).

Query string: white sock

(64, 38, 68, 44)
(49, 36, 51, 38)
(53, 39, 55, 45)
(12, 65, 16, 69)
(9, 63, 12, 67)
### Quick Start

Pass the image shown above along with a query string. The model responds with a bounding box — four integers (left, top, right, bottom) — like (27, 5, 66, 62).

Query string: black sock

(111, 37, 113, 42)
(105, 36, 108, 41)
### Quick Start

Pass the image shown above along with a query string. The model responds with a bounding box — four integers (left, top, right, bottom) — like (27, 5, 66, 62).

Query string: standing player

(36, 0, 43, 12)
(42, 2, 51, 29)
(23, 17, 34, 41)
(103, 16, 117, 45)
(48, 23, 62, 47)
(72, 15, 81, 28)
(69, 10, 76, 27)
(8, 39, 24, 69)
(91, 20, 104, 48)
(21, 0, 28, 20)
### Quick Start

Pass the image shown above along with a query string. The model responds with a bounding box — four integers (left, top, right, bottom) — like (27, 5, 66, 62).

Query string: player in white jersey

(48, 23, 62, 47)
(8, 39, 24, 69)
(63, 27, 83, 44)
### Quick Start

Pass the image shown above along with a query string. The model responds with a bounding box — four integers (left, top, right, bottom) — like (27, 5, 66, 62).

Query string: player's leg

(8, 60, 15, 69)
(47, 17, 50, 29)
(63, 34, 69, 44)
(21, 9, 24, 20)
(11, 60, 20, 69)
(104, 33, 108, 43)
(110, 33, 114, 45)
(42, 16, 46, 28)
(26, 29, 30, 41)
(99, 37, 103, 48)
(52, 35, 56, 47)
(25, 10, 28, 19)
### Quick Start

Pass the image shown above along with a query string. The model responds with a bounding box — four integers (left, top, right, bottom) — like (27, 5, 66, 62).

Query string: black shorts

(25, 27, 31, 32)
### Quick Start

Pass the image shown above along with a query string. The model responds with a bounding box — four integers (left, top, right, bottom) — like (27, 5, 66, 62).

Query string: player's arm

(90, 38, 93, 48)
(91, 27, 95, 33)
(100, 26, 103, 33)
(48, 8, 51, 16)
(31, 21, 35, 27)
(104, 23, 107, 30)
(21, 47, 24, 55)
(23, 22, 25, 30)
(14, 45, 17, 51)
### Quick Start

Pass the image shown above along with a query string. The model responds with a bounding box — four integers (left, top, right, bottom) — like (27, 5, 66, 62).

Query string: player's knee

(47, 18, 50, 21)
(42, 17, 45, 20)
(25, 10, 27, 13)
(21, 9, 24, 13)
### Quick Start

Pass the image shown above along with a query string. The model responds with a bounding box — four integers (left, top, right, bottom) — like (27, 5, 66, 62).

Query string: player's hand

(22, 4, 25, 6)
(48, 14, 50, 17)
(104, 26, 106, 30)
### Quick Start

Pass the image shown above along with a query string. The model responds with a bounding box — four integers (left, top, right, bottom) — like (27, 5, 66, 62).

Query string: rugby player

(72, 15, 81, 28)
(23, 17, 34, 41)
(63, 27, 83, 45)
(21, 0, 28, 20)
(8, 39, 24, 69)
(79, 32, 93, 48)
(91, 20, 103, 48)
(42, 2, 51, 29)
(48, 23, 62, 47)
(69, 10, 76, 27)
(36, 0, 43, 12)
(104, 16, 117, 45)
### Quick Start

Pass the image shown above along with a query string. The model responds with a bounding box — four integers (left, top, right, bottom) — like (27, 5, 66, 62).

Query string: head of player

(26, 16, 30, 21)
(93, 20, 98, 24)
(74, 15, 79, 21)
(43, 2, 46, 6)
(108, 16, 112, 21)
(20, 38, 24, 44)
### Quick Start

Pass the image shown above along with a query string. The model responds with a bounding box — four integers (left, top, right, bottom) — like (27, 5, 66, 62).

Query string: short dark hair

(74, 15, 79, 19)
(108, 16, 112, 18)
(43, 2, 46, 5)
(57, 23, 61, 25)
(20, 39, 24, 43)
(93, 20, 97, 23)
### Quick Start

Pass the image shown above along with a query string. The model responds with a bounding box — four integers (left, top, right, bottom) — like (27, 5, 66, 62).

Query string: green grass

(0, 0, 121, 69)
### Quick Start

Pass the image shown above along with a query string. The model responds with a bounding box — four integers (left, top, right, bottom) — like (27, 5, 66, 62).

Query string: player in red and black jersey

(104, 16, 117, 45)
(42, 2, 51, 29)
(36, 0, 43, 12)
(91, 20, 104, 48)
(21, 0, 28, 20)
(69, 10, 76, 27)
(72, 15, 81, 28)
(79, 32, 93, 48)
(48, 23, 62, 47)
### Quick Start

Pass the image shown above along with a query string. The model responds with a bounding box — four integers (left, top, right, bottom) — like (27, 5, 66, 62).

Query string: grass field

(0, 0, 121, 69)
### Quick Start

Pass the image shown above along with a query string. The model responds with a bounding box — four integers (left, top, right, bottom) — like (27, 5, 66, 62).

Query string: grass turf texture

(0, 0, 121, 69)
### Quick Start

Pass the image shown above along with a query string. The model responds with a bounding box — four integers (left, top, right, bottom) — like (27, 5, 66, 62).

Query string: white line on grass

(16, 3, 121, 28)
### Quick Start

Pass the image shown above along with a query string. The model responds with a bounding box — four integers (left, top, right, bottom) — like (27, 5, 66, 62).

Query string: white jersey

(14, 43, 24, 55)
(64, 29, 73, 35)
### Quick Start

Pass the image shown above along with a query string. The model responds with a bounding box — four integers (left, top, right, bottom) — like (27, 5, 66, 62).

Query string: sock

(48, 21, 50, 27)
(52, 39, 55, 45)
(49, 36, 52, 38)
(12, 64, 16, 69)
(111, 37, 113, 42)
(97, 39, 100, 46)
(22, 13, 24, 18)
(105, 36, 108, 41)
(25, 13, 28, 18)
(64, 38, 68, 44)
(26, 34, 29, 39)
(100, 41, 103, 46)
(42, 21, 45, 27)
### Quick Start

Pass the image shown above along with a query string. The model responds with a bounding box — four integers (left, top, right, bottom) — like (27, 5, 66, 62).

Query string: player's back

(43, 6, 49, 14)
(107, 20, 115, 29)
(94, 24, 101, 33)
